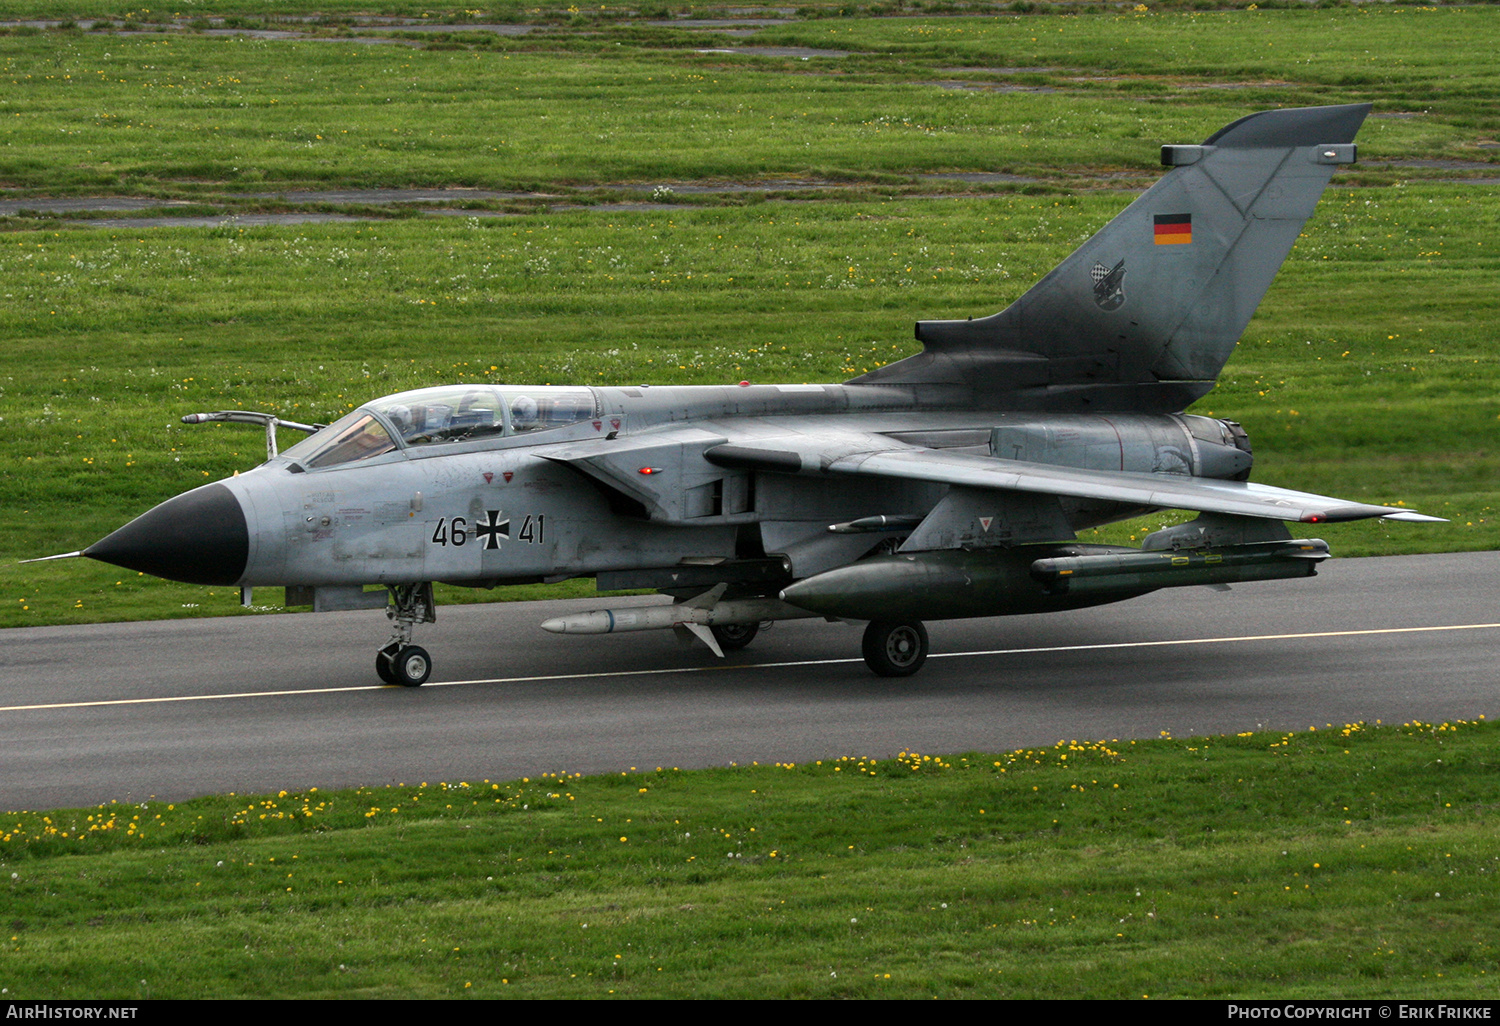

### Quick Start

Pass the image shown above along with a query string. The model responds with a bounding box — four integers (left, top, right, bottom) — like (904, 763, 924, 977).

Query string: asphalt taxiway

(1, 551, 1496, 811)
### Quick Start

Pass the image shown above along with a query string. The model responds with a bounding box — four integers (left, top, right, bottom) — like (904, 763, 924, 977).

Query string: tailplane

(851, 103, 1370, 411)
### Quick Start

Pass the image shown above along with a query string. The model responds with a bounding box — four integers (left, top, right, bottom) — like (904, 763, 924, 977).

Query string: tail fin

(851, 103, 1370, 411)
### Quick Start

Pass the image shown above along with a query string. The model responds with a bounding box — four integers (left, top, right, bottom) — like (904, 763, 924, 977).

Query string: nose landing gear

(377, 643, 433, 687)
(377, 582, 436, 687)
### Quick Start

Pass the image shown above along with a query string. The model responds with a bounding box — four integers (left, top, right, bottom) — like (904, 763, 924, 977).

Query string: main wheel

(862, 620, 928, 677)
(389, 645, 432, 687)
(710, 621, 760, 651)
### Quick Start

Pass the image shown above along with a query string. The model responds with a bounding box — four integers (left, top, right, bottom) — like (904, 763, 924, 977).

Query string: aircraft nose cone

(85, 482, 248, 586)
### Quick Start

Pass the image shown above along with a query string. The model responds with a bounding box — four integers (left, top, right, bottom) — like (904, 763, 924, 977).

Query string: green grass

(9, 0, 1470, 21)
(0, 33, 1297, 190)
(763, 6, 1500, 121)
(0, 0, 779, 17)
(2, 719, 1497, 998)
(2, 10, 1498, 195)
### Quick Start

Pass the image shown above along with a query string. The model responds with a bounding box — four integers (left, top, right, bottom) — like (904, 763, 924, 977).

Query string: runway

(2, 551, 1497, 812)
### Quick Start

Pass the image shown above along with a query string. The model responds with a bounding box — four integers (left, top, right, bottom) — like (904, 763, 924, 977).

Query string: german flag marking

(1154, 212, 1192, 245)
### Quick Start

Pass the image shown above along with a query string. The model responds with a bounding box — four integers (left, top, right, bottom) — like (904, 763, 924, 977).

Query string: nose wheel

(377, 644, 432, 687)
(862, 619, 929, 677)
(376, 582, 437, 687)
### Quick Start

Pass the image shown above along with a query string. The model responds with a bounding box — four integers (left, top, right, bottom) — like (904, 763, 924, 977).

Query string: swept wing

(701, 437, 1443, 525)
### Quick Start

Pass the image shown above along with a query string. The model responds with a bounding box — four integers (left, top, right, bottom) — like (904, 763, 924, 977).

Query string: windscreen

(280, 411, 396, 469)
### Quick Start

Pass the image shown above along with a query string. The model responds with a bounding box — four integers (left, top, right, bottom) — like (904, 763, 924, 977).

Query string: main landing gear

(376, 582, 437, 687)
(709, 621, 760, 651)
(861, 619, 929, 677)
(709, 616, 929, 677)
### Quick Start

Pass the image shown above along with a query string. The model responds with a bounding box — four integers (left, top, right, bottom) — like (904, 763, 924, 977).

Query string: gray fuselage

(209, 381, 1248, 592)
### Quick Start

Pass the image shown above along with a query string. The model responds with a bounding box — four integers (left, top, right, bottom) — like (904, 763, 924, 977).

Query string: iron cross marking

(476, 510, 510, 550)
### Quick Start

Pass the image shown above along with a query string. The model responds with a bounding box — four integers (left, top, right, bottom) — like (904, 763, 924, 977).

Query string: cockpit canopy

(281, 385, 598, 470)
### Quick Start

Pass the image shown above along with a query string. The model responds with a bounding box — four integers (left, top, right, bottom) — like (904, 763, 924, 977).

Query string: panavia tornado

(53, 103, 1441, 683)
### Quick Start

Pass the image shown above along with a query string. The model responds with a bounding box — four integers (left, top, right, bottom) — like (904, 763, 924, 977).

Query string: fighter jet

(58, 103, 1442, 683)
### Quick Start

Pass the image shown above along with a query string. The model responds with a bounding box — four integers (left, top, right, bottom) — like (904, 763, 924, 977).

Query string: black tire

(375, 649, 399, 685)
(710, 622, 759, 651)
(861, 620, 928, 677)
(391, 645, 432, 687)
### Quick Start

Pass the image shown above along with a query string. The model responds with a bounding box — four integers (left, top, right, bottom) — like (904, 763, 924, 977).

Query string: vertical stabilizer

(851, 104, 1370, 410)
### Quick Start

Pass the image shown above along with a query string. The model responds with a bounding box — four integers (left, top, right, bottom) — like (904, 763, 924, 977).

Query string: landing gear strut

(862, 619, 928, 677)
(376, 582, 436, 687)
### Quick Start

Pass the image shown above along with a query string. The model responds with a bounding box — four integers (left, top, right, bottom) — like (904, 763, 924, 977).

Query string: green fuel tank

(779, 540, 1327, 622)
